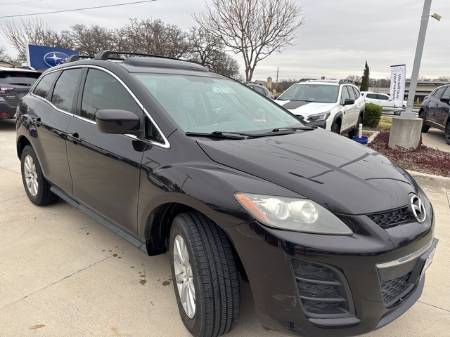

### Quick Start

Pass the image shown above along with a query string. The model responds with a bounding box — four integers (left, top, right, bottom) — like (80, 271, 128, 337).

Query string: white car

(275, 80, 364, 135)
(361, 91, 406, 112)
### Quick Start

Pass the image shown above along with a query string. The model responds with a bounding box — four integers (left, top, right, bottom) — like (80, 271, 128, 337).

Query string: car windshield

(133, 73, 303, 134)
(278, 83, 339, 103)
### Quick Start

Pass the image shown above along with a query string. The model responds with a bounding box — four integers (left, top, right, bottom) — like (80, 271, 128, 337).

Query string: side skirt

(50, 185, 147, 253)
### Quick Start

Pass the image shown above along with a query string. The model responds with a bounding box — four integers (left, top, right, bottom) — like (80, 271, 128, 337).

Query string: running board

(50, 186, 147, 253)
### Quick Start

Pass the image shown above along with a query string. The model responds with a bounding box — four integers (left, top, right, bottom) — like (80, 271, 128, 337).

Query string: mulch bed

(368, 132, 450, 177)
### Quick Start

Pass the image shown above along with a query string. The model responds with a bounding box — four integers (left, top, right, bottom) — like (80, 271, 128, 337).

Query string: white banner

(389, 64, 406, 108)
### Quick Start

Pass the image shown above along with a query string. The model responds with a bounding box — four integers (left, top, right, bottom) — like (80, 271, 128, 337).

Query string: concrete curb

(408, 170, 450, 190)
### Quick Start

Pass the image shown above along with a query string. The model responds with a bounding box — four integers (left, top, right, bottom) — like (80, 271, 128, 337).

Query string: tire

(348, 113, 363, 138)
(331, 120, 341, 134)
(20, 145, 57, 206)
(419, 110, 430, 133)
(445, 121, 450, 145)
(169, 212, 240, 337)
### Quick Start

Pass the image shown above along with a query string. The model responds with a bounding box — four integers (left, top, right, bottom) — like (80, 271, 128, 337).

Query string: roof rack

(93, 50, 208, 72)
(66, 54, 92, 63)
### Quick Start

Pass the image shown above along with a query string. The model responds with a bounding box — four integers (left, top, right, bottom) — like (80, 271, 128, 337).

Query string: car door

(339, 86, 353, 131)
(435, 86, 450, 128)
(27, 69, 82, 194)
(377, 94, 393, 109)
(66, 67, 145, 235)
(427, 87, 445, 123)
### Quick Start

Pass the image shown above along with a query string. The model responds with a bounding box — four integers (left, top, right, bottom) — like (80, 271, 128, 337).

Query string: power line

(0, 0, 157, 20)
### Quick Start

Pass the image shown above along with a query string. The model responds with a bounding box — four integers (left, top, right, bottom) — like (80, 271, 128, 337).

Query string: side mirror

(96, 109, 140, 135)
(343, 99, 355, 106)
(440, 97, 450, 104)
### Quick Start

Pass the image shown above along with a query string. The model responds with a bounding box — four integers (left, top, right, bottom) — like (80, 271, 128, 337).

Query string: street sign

(27, 44, 78, 70)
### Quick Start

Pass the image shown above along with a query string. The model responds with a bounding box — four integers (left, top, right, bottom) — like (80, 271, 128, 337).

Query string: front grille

(292, 260, 352, 317)
(368, 206, 415, 229)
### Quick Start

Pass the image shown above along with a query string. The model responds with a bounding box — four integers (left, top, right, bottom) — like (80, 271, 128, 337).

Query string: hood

(197, 129, 416, 215)
(275, 101, 337, 117)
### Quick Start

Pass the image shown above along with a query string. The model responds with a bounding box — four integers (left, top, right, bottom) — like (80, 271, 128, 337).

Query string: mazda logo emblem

(410, 194, 426, 223)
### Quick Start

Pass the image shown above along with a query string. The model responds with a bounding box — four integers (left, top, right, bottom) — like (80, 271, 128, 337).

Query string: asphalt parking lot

(1, 119, 450, 337)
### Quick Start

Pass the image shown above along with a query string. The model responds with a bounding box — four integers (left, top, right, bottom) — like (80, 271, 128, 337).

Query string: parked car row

(361, 91, 406, 112)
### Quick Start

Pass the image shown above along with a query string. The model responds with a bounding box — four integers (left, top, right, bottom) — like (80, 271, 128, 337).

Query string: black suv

(16, 51, 437, 337)
(419, 84, 450, 144)
(0, 67, 41, 119)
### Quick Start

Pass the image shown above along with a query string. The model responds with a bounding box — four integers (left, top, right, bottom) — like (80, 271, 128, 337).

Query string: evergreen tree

(360, 61, 370, 91)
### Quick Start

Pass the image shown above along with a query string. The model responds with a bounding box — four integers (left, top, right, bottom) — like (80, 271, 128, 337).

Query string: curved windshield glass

(134, 73, 303, 134)
(278, 83, 339, 103)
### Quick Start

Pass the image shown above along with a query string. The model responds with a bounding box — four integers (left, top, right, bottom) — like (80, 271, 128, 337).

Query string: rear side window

(51, 69, 83, 112)
(33, 72, 59, 99)
(442, 87, 450, 100)
(81, 69, 141, 120)
(366, 93, 378, 99)
(433, 87, 445, 98)
(377, 94, 389, 100)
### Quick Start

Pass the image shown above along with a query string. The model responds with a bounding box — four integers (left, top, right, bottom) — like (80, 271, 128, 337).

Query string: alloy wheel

(24, 154, 39, 197)
(173, 234, 196, 319)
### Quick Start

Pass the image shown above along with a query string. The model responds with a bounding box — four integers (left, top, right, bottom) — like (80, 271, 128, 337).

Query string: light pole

(403, 0, 432, 117)
(389, 0, 440, 149)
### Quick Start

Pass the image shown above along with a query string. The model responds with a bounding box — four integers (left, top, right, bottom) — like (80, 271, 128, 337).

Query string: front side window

(366, 93, 377, 99)
(277, 84, 339, 103)
(377, 94, 389, 100)
(51, 69, 83, 112)
(433, 87, 445, 98)
(340, 86, 351, 104)
(134, 73, 303, 134)
(441, 87, 450, 100)
(81, 69, 141, 121)
(33, 72, 59, 99)
(351, 87, 360, 98)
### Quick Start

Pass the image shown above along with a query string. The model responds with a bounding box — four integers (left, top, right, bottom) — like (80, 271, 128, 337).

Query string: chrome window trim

(31, 64, 170, 149)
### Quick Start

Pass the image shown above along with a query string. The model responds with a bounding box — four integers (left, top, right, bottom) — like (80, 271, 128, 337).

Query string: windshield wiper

(185, 131, 249, 140)
(272, 126, 315, 132)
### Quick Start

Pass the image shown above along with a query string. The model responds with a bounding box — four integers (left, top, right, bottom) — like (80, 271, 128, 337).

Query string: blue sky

(1, 0, 449, 80)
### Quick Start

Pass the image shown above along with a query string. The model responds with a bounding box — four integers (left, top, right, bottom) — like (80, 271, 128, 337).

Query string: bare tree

(1, 20, 73, 61)
(196, 0, 302, 81)
(118, 19, 190, 58)
(189, 26, 239, 78)
(68, 24, 117, 56)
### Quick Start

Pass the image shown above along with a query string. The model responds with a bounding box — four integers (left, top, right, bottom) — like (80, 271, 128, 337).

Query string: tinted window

(347, 86, 357, 100)
(51, 69, 83, 112)
(33, 72, 59, 99)
(441, 87, 450, 100)
(352, 87, 360, 98)
(0, 71, 40, 86)
(377, 94, 389, 100)
(433, 87, 446, 98)
(366, 93, 378, 99)
(81, 69, 141, 121)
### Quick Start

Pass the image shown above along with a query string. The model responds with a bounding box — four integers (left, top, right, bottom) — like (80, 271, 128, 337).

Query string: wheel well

(333, 116, 342, 126)
(17, 136, 31, 159)
(145, 202, 248, 280)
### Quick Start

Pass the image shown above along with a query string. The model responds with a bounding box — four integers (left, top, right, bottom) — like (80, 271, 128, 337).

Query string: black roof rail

(66, 54, 92, 63)
(93, 50, 208, 72)
(338, 79, 355, 85)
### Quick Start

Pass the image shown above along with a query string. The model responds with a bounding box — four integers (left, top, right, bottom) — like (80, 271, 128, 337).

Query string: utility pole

(403, 0, 432, 117)
(276, 67, 279, 83)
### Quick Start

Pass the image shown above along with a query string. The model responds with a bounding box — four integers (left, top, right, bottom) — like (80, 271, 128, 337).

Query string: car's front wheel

(20, 145, 57, 206)
(331, 120, 341, 134)
(169, 212, 240, 337)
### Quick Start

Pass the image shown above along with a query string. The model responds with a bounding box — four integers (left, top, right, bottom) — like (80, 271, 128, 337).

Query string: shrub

(363, 103, 382, 128)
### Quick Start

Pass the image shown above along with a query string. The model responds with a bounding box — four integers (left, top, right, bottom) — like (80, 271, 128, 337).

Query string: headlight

(235, 193, 353, 235)
(307, 111, 330, 122)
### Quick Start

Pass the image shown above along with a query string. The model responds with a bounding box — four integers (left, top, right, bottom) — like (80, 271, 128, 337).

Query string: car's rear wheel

(445, 121, 450, 145)
(169, 212, 240, 337)
(348, 113, 363, 138)
(331, 120, 341, 134)
(419, 110, 430, 133)
(20, 145, 57, 206)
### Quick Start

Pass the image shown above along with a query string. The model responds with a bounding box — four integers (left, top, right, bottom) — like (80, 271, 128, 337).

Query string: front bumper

(230, 219, 436, 337)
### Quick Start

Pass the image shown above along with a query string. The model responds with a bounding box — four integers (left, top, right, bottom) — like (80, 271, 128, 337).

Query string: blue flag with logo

(27, 44, 79, 70)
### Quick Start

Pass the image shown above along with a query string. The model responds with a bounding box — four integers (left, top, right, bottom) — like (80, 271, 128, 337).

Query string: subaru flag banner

(389, 64, 406, 108)
(27, 44, 79, 70)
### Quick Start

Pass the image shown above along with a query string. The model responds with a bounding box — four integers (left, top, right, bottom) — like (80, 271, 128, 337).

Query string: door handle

(32, 117, 42, 127)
